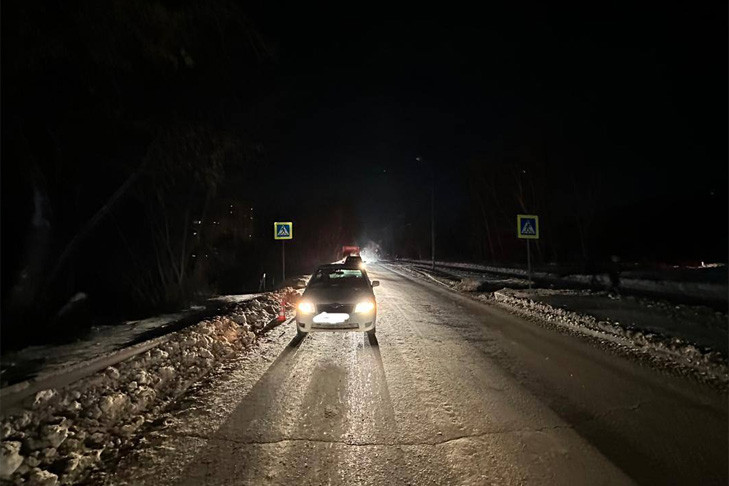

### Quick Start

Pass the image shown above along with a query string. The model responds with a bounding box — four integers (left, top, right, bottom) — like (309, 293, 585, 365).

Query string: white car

(296, 263, 379, 337)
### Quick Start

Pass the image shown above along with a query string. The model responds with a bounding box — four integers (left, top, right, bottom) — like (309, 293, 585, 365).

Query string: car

(344, 254, 364, 268)
(296, 263, 380, 337)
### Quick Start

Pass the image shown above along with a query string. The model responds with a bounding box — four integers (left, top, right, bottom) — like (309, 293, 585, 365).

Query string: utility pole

(430, 166, 435, 270)
(416, 156, 435, 269)
(526, 239, 531, 290)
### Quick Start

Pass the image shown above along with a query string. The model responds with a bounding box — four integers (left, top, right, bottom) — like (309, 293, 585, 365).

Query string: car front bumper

(296, 311, 376, 332)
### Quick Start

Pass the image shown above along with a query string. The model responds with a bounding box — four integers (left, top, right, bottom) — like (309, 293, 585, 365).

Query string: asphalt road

(162, 263, 727, 485)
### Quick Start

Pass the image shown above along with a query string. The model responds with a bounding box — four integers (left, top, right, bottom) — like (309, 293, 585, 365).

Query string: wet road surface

(129, 264, 728, 485)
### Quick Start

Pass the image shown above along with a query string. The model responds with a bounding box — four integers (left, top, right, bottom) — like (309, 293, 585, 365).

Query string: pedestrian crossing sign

(517, 215, 539, 239)
(274, 222, 293, 240)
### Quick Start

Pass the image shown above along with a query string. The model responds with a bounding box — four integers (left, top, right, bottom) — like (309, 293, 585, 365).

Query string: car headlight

(297, 302, 315, 314)
(354, 301, 375, 313)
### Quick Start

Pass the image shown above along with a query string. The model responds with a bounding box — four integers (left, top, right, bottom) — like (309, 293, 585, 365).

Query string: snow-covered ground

(0, 295, 262, 390)
(92, 324, 299, 486)
(0, 290, 299, 485)
(392, 262, 728, 387)
(502, 288, 727, 355)
(397, 258, 728, 307)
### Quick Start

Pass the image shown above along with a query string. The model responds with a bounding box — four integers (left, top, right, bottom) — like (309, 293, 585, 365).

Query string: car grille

(317, 303, 354, 314)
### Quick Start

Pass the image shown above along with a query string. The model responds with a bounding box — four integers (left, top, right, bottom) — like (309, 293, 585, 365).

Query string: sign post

(517, 214, 539, 289)
(274, 222, 293, 283)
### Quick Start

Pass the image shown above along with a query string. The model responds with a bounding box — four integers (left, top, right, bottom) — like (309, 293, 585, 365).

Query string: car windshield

(309, 267, 368, 288)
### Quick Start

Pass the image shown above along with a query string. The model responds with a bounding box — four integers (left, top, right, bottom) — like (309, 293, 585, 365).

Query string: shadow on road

(363, 332, 394, 421)
(367, 332, 379, 348)
(287, 331, 307, 348)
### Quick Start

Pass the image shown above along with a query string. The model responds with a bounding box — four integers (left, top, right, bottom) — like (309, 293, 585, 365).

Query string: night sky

(247, 3, 726, 258)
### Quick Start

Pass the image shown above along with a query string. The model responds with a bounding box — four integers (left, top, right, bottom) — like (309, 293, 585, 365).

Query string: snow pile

(0, 291, 295, 485)
(452, 279, 482, 292)
(398, 259, 727, 305)
(491, 289, 728, 386)
(2, 295, 267, 389)
(397, 261, 528, 293)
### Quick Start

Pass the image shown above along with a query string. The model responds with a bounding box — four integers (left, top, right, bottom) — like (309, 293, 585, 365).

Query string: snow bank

(491, 289, 728, 386)
(0, 290, 296, 486)
(397, 259, 728, 305)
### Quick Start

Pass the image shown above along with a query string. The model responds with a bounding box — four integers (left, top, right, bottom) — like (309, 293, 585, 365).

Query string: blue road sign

(274, 222, 293, 240)
(517, 214, 539, 239)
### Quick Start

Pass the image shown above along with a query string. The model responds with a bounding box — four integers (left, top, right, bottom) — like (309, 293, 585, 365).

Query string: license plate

(313, 312, 350, 324)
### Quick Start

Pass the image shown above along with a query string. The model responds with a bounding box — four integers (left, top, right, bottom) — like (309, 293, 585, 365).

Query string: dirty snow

(489, 289, 728, 385)
(1, 295, 262, 389)
(505, 288, 728, 355)
(399, 258, 728, 306)
(208, 294, 262, 304)
(94, 325, 299, 486)
(0, 290, 298, 485)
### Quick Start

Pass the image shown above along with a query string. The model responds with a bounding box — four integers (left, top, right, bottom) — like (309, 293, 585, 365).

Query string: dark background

(2, 1, 726, 348)
(251, 3, 727, 264)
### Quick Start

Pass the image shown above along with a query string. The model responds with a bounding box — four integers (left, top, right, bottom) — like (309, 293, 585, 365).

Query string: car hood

(302, 286, 373, 304)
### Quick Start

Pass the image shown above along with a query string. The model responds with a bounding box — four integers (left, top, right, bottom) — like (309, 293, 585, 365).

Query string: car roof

(316, 262, 364, 271)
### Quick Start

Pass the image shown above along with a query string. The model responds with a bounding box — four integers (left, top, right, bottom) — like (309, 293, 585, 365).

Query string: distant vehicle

(344, 254, 364, 268)
(342, 245, 360, 258)
(296, 263, 379, 337)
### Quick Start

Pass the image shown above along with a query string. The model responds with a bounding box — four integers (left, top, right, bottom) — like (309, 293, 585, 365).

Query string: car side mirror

(371, 280, 380, 287)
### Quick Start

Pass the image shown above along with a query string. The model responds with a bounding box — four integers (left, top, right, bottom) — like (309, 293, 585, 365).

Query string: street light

(416, 156, 435, 270)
